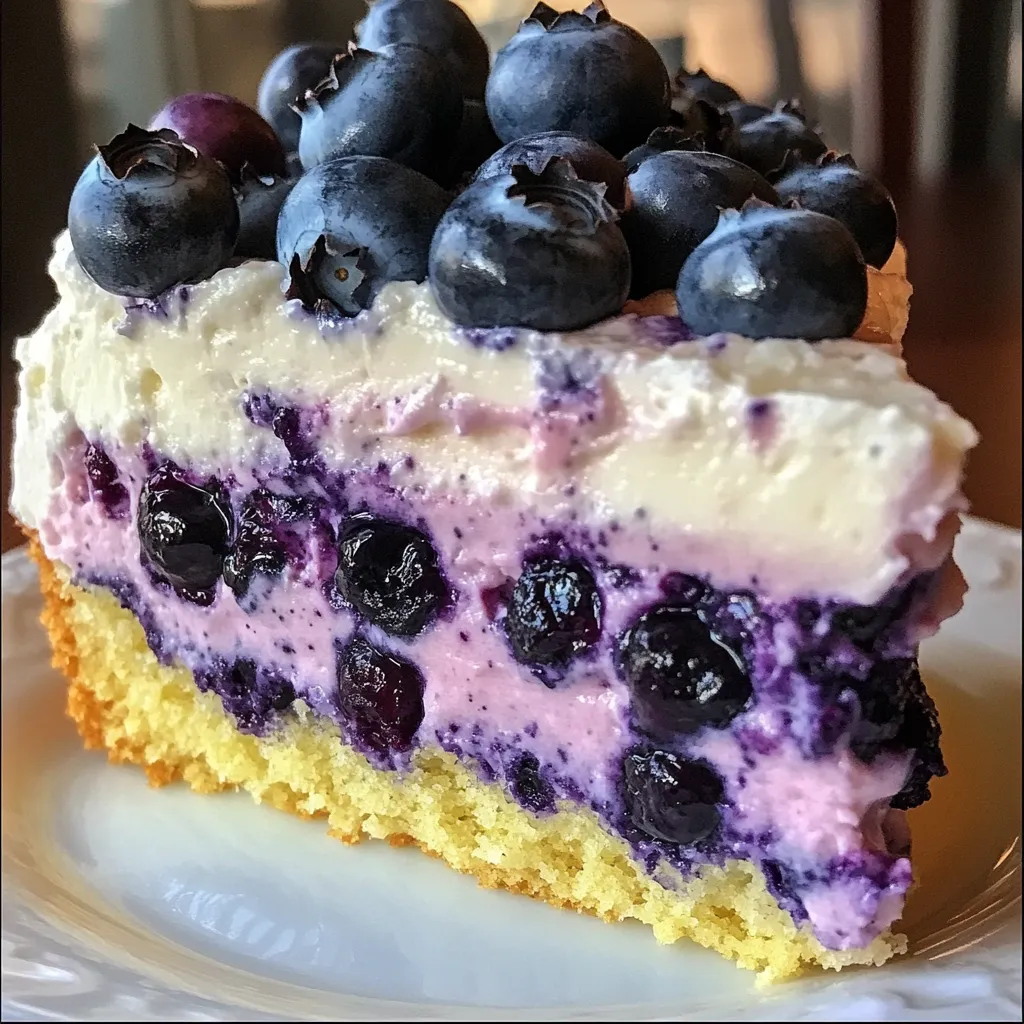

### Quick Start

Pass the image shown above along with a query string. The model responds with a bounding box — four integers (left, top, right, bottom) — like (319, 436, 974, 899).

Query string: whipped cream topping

(13, 232, 976, 604)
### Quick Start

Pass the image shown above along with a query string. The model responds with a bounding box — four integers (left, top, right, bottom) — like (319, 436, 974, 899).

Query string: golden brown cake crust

(22, 532, 905, 982)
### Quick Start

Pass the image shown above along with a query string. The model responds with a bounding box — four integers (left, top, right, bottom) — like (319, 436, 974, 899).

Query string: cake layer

(13, 233, 975, 604)
(32, 542, 905, 983)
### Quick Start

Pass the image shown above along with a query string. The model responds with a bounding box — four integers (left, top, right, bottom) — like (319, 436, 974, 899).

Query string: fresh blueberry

(295, 43, 462, 177)
(337, 635, 425, 754)
(474, 130, 627, 208)
(619, 150, 778, 298)
(667, 100, 736, 154)
(722, 100, 772, 127)
(774, 152, 898, 268)
(618, 604, 751, 736)
(68, 125, 238, 299)
(726, 103, 826, 179)
(138, 465, 232, 603)
(508, 752, 556, 813)
(357, 0, 491, 100)
(441, 99, 502, 188)
(622, 749, 724, 845)
(222, 489, 290, 599)
(677, 200, 867, 340)
(335, 512, 446, 637)
(84, 443, 129, 519)
(277, 154, 450, 314)
(505, 556, 602, 669)
(671, 66, 742, 108)
(257, 43, 341, 153)
(429, 159, 630, 331)
(149, 92, 286, 183)
(622, 126, 704, 174)
(233, 170, 296, 261)
(486, 2, 671, 157)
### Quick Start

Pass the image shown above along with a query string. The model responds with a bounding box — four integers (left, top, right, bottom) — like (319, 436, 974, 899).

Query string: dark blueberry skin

(486, 2, 671, 157)
(295, 44, 462, 177)
(357, 0, 491, 100)
(277, 155, 450, 313)
(727, 109, 826, 179)
(429, 159, 631, 331)
(222, 489, 292, 599)
(671, 67, 742, 109)
(335, 512, 446, 637)
(508, 752, 556, 813)
(68, 126, 238, 300)
(473, 131, 626, 208)
(622, 126, 704, 174)
(623, 749, 724, 845)
(618, 604, 751, 737)
(234, 172, 297, 261)
(84, 443, 130, 519)
(619, 150, 778, 299)
(722, 100, 772, 127)
(200, 659, 296, 733)
(256, 43, 341, 153)
(505, 557, 602, 669)
(149, 93, 286, 183)
(774, 154, 898, 268)
(337, 635, 425, 755)
(677, 203, 868, 340)
(441, 99, 502, 188)
(137, 465, 232, 603)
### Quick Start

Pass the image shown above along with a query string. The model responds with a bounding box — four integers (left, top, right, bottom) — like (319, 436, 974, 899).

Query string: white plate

(2, 518, 1021, 1022)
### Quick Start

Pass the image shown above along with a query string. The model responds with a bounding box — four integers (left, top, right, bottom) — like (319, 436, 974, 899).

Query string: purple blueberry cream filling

(11, 0, 979, 978)
(35, 425, 952, 952)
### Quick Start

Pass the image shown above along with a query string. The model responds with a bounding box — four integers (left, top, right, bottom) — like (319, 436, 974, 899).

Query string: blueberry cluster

(67, 0, 897, 340)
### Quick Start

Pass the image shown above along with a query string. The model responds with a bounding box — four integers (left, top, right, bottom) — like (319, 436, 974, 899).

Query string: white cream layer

(12, 232, 977, 603)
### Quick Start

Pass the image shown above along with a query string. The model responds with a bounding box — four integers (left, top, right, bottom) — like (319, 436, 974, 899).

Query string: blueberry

(726, 105, 826, 179)
(623, 749, 724, 845)
(890, 673, 946, 810)
(84, 443, 129, 519)
(486, 2, 670, 157)
(505, 556, 602, 669)
(149, 92, 286, 183)
(619, 150, 778, 298)
(618, 604, 751, 736)
(676, 201, 867, 340)
(257, 43, 341, 154)
(429, 159, 630, 331)
(474, 130, 627, 208)
(295, 44, 462, 178)
(277, 155, 450, 314)
(357, 0, 491, 100)
(138, 465, 232, 603)
(233, 170, 296, 261)
(68, 125, 238, 299)
(667, 100, 736, 154)
(441, 99, 502, 188)
(222, 489, 289, 599)
(337, 635, 425, 754)
(622, 126, 704, 174)
(671, 66, 742, 108)
(508, 752, 556, 813)
(335, 512, 446, 637)
(722, 100, 772, 127)
(206, 659, 296, 733)
(774, 152, 898, 268)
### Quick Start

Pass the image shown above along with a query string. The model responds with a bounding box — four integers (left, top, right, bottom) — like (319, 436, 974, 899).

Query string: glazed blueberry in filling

(335, 512, 447, 637)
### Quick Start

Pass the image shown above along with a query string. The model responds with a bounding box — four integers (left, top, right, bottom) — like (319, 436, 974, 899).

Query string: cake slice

(10, 0, 978, 984)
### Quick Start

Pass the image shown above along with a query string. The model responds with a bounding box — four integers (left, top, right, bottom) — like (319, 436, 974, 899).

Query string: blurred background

(2, 0, 1021, 552)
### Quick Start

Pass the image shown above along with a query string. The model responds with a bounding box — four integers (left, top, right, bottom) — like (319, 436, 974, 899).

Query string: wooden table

(2, 173, 1020, 555)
